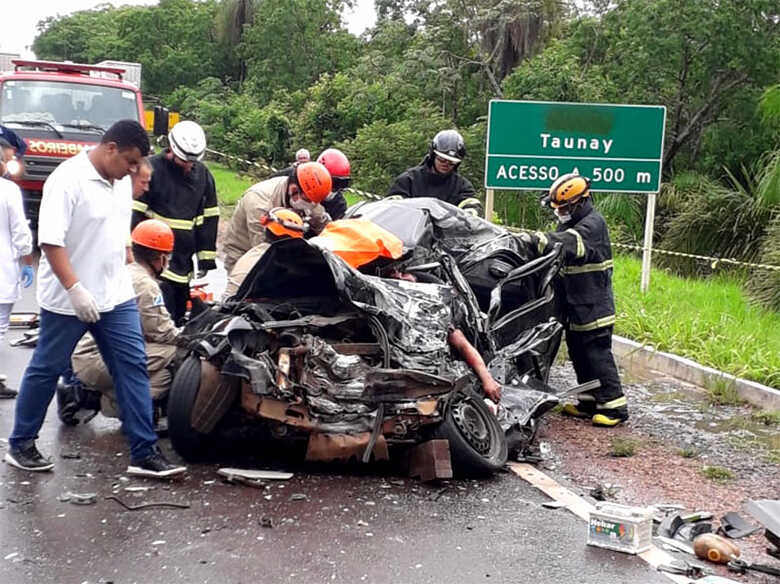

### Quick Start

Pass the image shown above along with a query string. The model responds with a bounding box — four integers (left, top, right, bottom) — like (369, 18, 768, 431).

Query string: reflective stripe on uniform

(161, 269, 191, 283)
(145, 211, 194, 230)
(596, 396, 627, 409)
(457, 197, 481, 209)
(565, 228, 585, 259)
(194, 215, 204, 226)
(562, 259, 614, 275)
(534, 231, 548, 255)
(197, 250, 217, 260)
(569, 314, 616, 332)
(203, 206, 220, 217)
(132, 201, 148, 213)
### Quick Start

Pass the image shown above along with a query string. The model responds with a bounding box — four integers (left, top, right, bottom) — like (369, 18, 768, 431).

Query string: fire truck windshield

(0, 79, 139, 132)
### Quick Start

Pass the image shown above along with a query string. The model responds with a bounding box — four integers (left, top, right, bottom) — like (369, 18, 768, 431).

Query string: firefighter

(222, 161, 332, 274)
(387, 129, 482, 216)
(316, 148, 351, 220)
(70, 219, 180, 422)
(223, 208, 305, 299)
(132, 121, 218, 323)
(531, 173, 628, 427)
(270, 148, 350, 220)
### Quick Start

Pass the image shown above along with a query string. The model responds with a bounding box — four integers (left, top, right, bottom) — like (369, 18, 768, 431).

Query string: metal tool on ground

(656, 559, 707, 578)
(556, 379, 601, 400)
(693, 533, 741, 564)
(727, 558, 780, 577)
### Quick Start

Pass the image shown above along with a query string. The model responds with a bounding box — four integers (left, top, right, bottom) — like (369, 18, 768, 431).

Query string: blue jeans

(10, 299, 158, 462)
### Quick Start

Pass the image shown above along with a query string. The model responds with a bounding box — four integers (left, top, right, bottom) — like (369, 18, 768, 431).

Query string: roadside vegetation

(207, 161, 253, 210)
(613, 255, 780, 388)
(700, 465, 735, 483)
(609, 437, 640, 458)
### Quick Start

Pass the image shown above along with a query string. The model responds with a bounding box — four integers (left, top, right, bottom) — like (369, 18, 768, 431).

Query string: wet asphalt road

(0, 282, 669, 584)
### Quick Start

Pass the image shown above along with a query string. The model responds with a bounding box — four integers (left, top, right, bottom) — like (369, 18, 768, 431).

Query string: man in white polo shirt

(5, 120, 186, 478)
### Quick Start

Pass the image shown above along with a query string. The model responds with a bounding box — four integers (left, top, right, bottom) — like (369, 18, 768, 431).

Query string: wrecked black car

(169, 198, 565, 478)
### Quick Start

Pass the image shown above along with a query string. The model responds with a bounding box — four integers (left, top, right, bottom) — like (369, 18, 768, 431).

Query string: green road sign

(485, 100, 666, 193)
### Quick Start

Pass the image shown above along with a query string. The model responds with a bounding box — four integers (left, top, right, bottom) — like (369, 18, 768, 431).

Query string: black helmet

(429, 129, 466, 164)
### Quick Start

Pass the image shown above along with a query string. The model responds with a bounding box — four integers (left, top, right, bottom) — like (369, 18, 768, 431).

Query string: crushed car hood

(233, 237, 467, 375)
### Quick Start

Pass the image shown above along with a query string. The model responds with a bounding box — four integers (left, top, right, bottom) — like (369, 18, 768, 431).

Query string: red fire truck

(0, 59, 145, 234)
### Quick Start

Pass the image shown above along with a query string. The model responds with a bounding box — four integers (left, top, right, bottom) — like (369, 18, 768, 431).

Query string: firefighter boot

(562, 398, 595, 419)
(591, 396, 629, 427)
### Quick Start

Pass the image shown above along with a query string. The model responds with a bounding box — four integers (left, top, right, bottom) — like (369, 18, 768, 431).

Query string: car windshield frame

(0, 79, 139, 132)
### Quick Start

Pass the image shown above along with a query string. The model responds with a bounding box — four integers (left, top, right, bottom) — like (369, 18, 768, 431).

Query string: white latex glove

(67, 282, 101, 323)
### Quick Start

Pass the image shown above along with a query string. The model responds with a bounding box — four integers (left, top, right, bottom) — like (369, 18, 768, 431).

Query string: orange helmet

(131, 219, 174, 252)
(260, 207, 305, 239)
(295, 161, 332, 204)
(548, 173, 591, 208)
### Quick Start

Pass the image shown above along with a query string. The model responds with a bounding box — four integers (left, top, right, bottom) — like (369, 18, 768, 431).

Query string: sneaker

(561, 402, 594, 418)
(127, 447, 186, 479)
(4, 443, 55, 472)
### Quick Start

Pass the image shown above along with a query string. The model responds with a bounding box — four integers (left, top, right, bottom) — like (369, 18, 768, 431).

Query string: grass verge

(613, 254, 780, 388)
(207, 161, 255, 207)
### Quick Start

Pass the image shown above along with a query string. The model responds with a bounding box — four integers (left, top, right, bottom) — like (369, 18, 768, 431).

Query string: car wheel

(168, 354, 235, 461)
(434, 388, 507, 476)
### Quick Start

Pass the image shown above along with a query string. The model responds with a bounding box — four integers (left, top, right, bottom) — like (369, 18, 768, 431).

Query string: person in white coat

(0, 162, 34, 398)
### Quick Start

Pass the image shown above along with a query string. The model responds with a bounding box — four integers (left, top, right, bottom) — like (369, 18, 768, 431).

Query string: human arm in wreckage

(447, 327, 501, 403)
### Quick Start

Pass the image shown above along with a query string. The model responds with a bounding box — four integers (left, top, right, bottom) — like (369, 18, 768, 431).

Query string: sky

(0, 0, 377, 58)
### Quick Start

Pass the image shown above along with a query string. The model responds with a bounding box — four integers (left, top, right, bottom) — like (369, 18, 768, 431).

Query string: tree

(215, 0, 261, 82)
(593, 0, 779, 174)
(33, 6, 118, 62)
(239, 0, 360, 104)
(32, 0, 222, 97)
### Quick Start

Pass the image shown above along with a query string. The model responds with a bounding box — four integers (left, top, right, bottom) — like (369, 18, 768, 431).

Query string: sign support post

(640, 192, 656, 294)
(485, 189, 494, 221)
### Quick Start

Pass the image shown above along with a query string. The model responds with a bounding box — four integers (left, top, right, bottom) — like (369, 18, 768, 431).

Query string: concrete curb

(612, 335, 780, 410)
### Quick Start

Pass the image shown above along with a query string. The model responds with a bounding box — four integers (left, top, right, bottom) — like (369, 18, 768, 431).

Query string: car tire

(167, 354, 225, 461)
(433, 388, 508, 476)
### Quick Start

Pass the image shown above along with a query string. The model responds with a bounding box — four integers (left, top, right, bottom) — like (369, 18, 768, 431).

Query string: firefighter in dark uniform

(387, 129, 482, 216)
(131, 121, 218, 323)
(532, 173, 629, 427)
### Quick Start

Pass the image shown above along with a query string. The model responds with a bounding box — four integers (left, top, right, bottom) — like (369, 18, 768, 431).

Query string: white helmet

(168, 121, 206, 162)
(295, 148, 311, 162)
